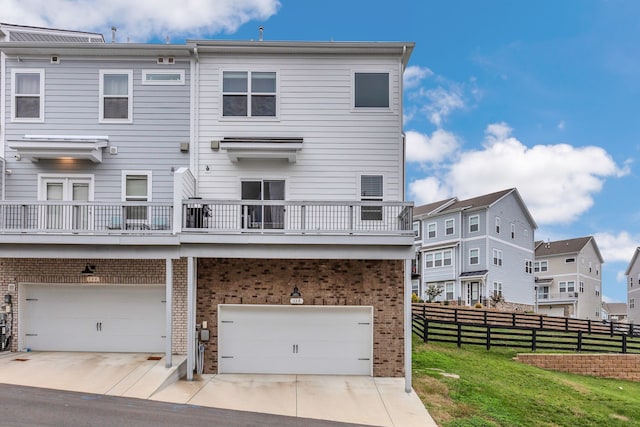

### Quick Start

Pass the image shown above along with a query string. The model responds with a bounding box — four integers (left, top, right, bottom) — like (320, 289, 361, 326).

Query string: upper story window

(427, 223, 436, 239)
(122, 171, 151, 223)
(223, 71, 277, 117)
(100, 70, 133, 122)
(469, 215, 479, 233)
(559, 281, 575, 293)
(565, 257, 576, 263)
(525, 259, 533, 274)
(360, 175, 383, 221)
(354, 72, 389, 108)
(425, 249, 452, 269)
(534, 260, 548, 273)
(445, 219, 454, 235)
(511, 223, 515, 239)
(12, 69, 44, 121)
(631, 298, 635, 309)
(412, 221, 420, 238)
(469, 248, 479, 265)
(495, 217, 500, 233)
(142, 70, 185, 85)
(493, 249, 503, 266)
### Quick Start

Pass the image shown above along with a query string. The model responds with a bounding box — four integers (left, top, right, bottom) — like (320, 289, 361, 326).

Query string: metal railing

(181, 199, 414, 235)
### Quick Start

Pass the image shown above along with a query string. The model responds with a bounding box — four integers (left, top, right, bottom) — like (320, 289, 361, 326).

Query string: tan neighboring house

(624, 247, 640, 325)
(601, 302, 628, 323)
(534, 237, 603, 319)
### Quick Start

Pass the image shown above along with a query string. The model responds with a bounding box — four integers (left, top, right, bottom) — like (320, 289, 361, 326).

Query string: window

(425, 249, 452, 269)
(589, 261, 592, 273)
(511, 223, 515, 239)
(595, 287, 600, 297)
(495, 217, 500, 233)
(469, 248, 479, 265)
(443, 250, 452, 266)
(425, 253, 434, 269)
(565, 257, 576, 263)
(360, 175, 383, 220)
(493, 282, 503, 297)
(534, 260, 548, 272)
(354, 72, 389, 108)
(493, 249, 503, 266)
(445, 282, 454, 300)
(123, 172, 151, 223)
(445, 219, 454, 235)
(595, 310, 600, 318)
(631, 298, 635, 309)
(241, 180, 285, 229)
(100, 70, 132, 122)
(469, 215, 479, 233)
(142, 70, 185, 85)
(559, 281, 575, 293)
(427, 223, 436, 239)
(12, 69, 44, 121)
(579, 281, 584, 293)
(538, 286, 549, 299)
(525, 260, 533, 274)
(434, 252, 443, 267)
(223, 71, 276, 117)
(413, 221, 420, 238)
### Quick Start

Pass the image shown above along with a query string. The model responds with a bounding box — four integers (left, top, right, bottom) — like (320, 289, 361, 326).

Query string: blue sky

(6, 0, 639, 302)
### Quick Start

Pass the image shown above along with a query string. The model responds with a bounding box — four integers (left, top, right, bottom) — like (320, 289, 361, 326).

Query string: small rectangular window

(565, 257, 576, 263)
(445, 219, 454, 235)
(360, 175, 383, 221)
(427, 223, 436, 239)
(142, 70, 185, 85)
(123, 172, 151, 223)
(511, 223, 515, 239)
(413, 221, 420, 238)
(493, 249, 503, 266)
(425, 253, 434, 269)
(354, 72, 389, 108)
(495, 217, 500, 233)
(100, 70, 132, 122)
(469, 215, 479, 233)
(12, 69, 44, 121)
(630, 298, 635, 309)
(469, 248, 479, 265)
(223, 71, 276, 117)
(445, 282, 454, 300)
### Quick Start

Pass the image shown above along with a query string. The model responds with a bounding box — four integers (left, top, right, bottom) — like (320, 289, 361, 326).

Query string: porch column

(186, 256, 196, 380)
(165, 258, 173, 368)
(404, 258, 412, 393)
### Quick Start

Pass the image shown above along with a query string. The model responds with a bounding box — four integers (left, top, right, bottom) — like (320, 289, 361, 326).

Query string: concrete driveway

(0, 352, 436, 427)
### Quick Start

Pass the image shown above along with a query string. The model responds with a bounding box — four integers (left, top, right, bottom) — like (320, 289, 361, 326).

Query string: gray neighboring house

(624, 247, 640, 324)
(534, 237, 604, 320)
(601, 302, 628, 323)
(1, 25, 418, 389)
(413, 188, 537, 308)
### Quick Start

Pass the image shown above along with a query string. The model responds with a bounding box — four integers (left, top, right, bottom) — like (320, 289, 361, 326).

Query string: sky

(3, 0, 640, 303)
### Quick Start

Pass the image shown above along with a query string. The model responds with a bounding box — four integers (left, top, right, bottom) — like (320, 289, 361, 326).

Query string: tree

(425, 284, 444, 303)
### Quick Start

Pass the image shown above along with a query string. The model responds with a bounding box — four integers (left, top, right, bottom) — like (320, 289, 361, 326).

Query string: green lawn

(412, 338, 640, 426)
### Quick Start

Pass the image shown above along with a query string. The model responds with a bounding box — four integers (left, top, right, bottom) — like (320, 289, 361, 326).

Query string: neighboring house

(413, 188, 537, 308)
(624, 247, 640, 324)
(601, 302, 628, 323)
(534, 237, 603, 319)
(1, 29, 416, 387)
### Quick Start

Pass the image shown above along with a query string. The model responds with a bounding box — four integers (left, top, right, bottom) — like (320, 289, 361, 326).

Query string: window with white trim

(142, 70, 185, 85)
(427, 222, 436, 239)
(534, 260, 548, 272)
(445, 282, 454, 300)
(565, 257, 576, 263)
(495, 217, 500, 233)
(559, 281, 575, 293)
(525, 259, 533, 274)
(413, 221, 420, 238)
(631, 298, 635, 309)
(469, 215, 479, 233)
(511, 223, 515, 239)
(354, 72, 389, 108)
(425, 249, 452, 269)
(360, 175, 383, 221)
(12, 69, 44, 121)
(100, 70, 133, 122)
(122, 172, 151, 223)
(493, 281, 503, 297)
(469, 248, 479, 265)
(223, 71, 276, 117)
(579, 281, 584, 292)
(493, 249, 503, 266)
(445, 218, 454, 235)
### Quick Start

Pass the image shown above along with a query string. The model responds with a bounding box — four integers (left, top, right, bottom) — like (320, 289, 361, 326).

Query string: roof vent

(51, 55, 60, 64)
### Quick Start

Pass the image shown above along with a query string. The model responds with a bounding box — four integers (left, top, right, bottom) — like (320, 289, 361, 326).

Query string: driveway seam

(373, 379, 395, 427)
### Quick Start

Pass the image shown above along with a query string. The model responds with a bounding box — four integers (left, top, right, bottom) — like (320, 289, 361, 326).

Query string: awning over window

(218, 137, 303, 163)
(459, 270, 489, 280)
(9, 135, 109, 163)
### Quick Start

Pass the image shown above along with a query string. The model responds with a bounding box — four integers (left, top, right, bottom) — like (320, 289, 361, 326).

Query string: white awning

(9, 135, 109, 163)
(218, 137, 303, 163)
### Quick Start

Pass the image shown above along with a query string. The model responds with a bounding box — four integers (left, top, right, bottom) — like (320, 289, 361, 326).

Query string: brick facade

(516, 353, 640, 381)
(0, 258, 186, 355)
(196, 258, 405, 377)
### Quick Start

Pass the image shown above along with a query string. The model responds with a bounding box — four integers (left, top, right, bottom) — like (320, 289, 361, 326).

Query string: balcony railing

(537, 292, 580, 301)
(0, 200, 414, 236)
(182, 199, 413, 235)
(0, 201, 173, 234)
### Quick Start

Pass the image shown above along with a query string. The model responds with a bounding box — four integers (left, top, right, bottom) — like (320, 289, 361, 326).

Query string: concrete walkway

(0, 352, 437, 427)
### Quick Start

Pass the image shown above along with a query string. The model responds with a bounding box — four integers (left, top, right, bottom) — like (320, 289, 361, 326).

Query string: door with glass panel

(40, 178, 92, 231)
(241, 180, 285, 230)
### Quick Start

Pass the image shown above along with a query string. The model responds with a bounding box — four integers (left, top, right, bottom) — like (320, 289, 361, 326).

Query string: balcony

(537, 292, 580, 303)
(0, 200, 413, 237)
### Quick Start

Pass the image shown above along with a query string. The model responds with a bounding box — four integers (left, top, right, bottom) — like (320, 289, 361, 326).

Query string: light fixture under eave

(81, 263, 96, 276)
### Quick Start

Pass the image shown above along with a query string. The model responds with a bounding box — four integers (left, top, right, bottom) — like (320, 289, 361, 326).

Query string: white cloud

(2, 0, 280, 41)
(405, 129, 459, 164)
(594, 231, 638, 264)
(557, 120, 565, 130)
(404, 66, 433, 89)
(408, 177, 451, 205)
(409, 123, 629, 225)
(420, 85, 465, 127)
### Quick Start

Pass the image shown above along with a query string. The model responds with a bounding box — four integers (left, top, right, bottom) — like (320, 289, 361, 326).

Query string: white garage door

(218, 305, 373, 375)
(21, 284, 165, 352)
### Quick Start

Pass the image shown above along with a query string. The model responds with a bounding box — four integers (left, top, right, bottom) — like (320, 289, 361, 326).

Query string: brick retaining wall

(516, 353, 640, 381)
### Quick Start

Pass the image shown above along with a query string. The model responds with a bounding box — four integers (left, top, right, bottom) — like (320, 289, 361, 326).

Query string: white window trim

(427, 222, 437, 239)
(142, 69, 185, 85)
(37, 173, 95, 201)
(351, 70, 392, 111)
(469, 248, 480, 265)
(445, 218, 455, 235)
(121, 170, 152, 202)
(99, 69, 133, 123)
(469, 215, 479, 233)
(493, 249, 503, 267)
(495, 217, 500, 233)
(511, 223, 515, 239)
(220, 69, 279, 120)
(11, 69, 45, 122)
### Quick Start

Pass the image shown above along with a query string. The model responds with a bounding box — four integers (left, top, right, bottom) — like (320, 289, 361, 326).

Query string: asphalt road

(0, 384, 372, 427)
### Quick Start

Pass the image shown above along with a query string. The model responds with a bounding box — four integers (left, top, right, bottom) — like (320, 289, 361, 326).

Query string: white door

(21, 284, 165, 352)
(218, 305, 373, 375)
(40, 177, 93, 230)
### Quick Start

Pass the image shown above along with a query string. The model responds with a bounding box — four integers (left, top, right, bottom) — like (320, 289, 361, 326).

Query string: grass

(412, 338, 640, 426)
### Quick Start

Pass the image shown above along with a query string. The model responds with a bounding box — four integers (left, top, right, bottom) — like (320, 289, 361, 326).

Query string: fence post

(622, 334, 627, 354)
(512, 313, 516, 327)
(483, 311, 487, 326)
(610, 321, 614, 337)
(539, 315, 543, 329)
(565, 317, 569, 332)
(423, 319, 429, 343)
(588, 320, 591, 334)
(457, 323, 462, 348)
(454, 308, 458, 323)
(486, 327, 491, 351)
(422, 304, 426, 321)
(531, 329, 537, 352)
(630, 323, 635, 337)
(577, 330, 582, 352)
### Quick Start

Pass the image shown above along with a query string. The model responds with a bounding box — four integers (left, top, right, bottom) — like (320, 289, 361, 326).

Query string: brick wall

(196, 258, 405, 377)
(516, 353, 640, 381)
(0, 258, 185, 354)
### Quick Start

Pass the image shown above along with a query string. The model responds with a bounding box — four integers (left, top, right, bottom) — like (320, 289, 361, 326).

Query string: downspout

(400, 45, 407, 201)
(1, 51, 6, 200)
(191, 47, 200, 195)
(404, 258, 412, 393)
(165, 258, 173, 368)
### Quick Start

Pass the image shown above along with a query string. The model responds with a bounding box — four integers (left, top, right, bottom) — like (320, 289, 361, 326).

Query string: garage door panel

(218, 305, 373, 376)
